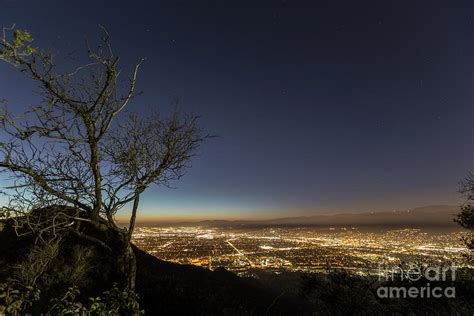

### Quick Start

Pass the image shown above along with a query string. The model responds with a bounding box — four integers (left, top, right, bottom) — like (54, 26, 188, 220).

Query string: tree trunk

(121, 233, 137, 291)
(128, 243, 137, 291)
(124, 192, 140, 291)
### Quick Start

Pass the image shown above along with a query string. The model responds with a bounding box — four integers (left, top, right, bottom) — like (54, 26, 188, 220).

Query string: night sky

(0, 1, 473, 220)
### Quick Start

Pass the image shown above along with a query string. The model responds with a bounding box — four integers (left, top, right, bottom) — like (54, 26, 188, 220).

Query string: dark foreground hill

(1, 215, 473, 315)
(0, 217, 308, 315)
(134, 246, 308, 315)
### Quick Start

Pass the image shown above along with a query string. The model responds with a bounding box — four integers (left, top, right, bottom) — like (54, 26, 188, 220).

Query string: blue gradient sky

(0, 1, 473, 220)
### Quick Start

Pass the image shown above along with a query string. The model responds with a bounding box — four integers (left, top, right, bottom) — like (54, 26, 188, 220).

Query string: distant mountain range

(155, 205, 462, 228)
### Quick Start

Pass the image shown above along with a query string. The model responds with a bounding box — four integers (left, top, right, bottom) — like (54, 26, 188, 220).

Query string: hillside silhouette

(0, 215, 309, 315)
(1, 211, 473, 315)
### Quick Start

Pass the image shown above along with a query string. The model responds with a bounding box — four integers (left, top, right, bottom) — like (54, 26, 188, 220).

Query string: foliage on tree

(456, 173, 474, 252)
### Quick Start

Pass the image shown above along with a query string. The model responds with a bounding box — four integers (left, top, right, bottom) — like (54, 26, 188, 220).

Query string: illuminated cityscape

(132, 226, 468, 274)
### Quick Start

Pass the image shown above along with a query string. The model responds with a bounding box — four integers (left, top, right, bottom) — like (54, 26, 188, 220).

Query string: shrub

(0, 282, 40, 315)
(0, 281, 143, 315)
(48, 284, 143, 315)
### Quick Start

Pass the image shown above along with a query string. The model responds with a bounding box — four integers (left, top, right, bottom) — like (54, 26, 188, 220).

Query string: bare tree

(0, 25, 206, 290)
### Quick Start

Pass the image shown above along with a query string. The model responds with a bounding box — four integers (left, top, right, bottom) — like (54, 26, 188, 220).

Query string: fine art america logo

(376, 263, 456, 299)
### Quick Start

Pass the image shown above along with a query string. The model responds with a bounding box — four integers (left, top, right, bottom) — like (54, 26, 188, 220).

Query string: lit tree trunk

(124, 192, 140, 291)
(127, 243, 137, 291)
